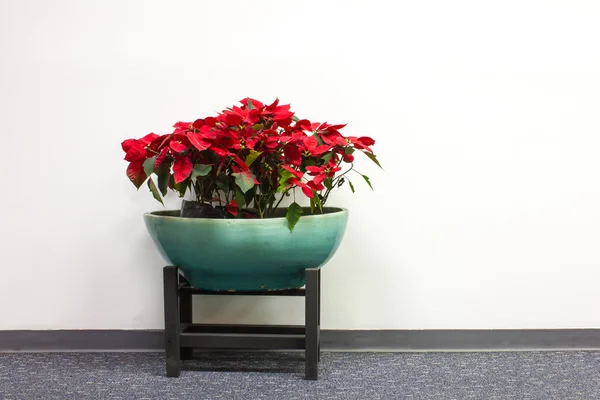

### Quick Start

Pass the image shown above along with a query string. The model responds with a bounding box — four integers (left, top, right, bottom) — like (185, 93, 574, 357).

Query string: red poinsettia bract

(121, 98, 381, 231)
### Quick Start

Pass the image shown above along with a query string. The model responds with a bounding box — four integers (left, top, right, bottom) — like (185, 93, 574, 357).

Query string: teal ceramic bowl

(144, 207, 349, 291)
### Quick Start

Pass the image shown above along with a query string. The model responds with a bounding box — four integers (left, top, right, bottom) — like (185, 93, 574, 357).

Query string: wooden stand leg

(164, 265, 323, 379)
(318, 268, 321, 363)
(180, 287, 193, 360)
(305, 268, 320, 380)
(164, 266, 181, 377)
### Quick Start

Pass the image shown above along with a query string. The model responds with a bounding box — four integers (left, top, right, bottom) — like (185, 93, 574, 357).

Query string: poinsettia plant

(122, 98, 381, 231)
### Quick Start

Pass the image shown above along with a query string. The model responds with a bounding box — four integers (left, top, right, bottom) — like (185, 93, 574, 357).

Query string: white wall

(1, 0, 599, 330)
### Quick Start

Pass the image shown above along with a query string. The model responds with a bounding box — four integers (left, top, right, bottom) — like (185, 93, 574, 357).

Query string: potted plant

(122, 98, 381, 291)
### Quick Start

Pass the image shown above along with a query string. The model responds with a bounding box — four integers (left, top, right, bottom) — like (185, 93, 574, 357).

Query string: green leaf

(292, 114, 300, 122)
(245, 150, 262, 167)
(313, 192, 323, 212)
(244, 185, 257, 205)
(143, 156, 156, 177)
(285, 202, 303, 232)
(235, 189, 245, 209)
(277, 169, 294, 192)
(321, 153, 333, 163)
(252, 123, 265, 131)
(324, 177, 333, 190)
(345, 147, 355, 155)
(190, 164, 212, 179)
(173, 178, 188, 198)
(364, 152, 383, 169)
(348, 179, 355, 193)
(246, 99, 255, 110)
(156, 163, 170, 196)
(233, 170, 256, 193)
(147, 177, 164, 205)
(215, 175, 231, 191)
(362, 175, 373, 190)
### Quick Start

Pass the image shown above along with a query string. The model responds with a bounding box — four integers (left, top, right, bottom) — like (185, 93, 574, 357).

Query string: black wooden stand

(163, 266, 321, 380)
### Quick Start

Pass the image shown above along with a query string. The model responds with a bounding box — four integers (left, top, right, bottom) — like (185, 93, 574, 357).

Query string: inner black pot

(180, 200, 260, 219)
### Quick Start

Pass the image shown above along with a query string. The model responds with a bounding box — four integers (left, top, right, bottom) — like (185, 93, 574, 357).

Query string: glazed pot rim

(144, 206, 348, 223)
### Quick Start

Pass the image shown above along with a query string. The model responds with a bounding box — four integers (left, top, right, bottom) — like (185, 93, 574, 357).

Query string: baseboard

(2, 329, 600, 352)
(0, 330, 164, 352)
(321, 329, 600, 351)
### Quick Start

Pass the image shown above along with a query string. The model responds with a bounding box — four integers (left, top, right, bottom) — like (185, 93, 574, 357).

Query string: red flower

(188, 132, 212, 151)
(307, 179, 325, 191)
(122, 133, 157, 162)
(283, 143, 303, 166)
(173, 121, 193, 134)
(306, 160, 342, 184)
(173, 156, 193, 183)
(357, 136, 374, 146)
(280, 166, 315, 197)
(154, 146, 170, 168)
(121, 97, 380, 228)
(230, 126, 259, 151)
(320, 131, 346, 147)
(271, 104, 295, 124)
(122, 139, 146, 162)
(210, 146, 230, 157)
(126, 160, 146, 188)
(288, 178, 314, 198)
(192, 119, 204, 129)
(346, 136, 375, 152)
(203, 117, 218, 127)
(223, 108, 244, 126)
(240, 97, 265, 109)
(121, 133, 160, 187)
(263, 133, 281, 149)
(138, 133, 159, 145)
(327, 123, 348, 131)
(226, 199, 238, 217)
(300, 136, 330, 157)
(281, 165, 303, 179)
(230, 155, 250, 172)
(148, 134, 171, 151)
(169, 134, 191, 154)
(266, 98, 280, 110)
(295, 119, 312, 132)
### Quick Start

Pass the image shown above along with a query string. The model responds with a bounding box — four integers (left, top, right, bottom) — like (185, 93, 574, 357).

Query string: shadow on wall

(63, 206, 165, 329)
(321, 216, 410, 330)
(191, 289, 304, 327)
(188, 210, 407, 330)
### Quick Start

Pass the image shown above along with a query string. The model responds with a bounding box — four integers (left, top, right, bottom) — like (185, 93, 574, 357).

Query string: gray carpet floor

(1, 351, 599, 399)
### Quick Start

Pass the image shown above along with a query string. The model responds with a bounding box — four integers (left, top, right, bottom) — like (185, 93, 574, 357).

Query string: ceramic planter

(144, 207, 348, 291)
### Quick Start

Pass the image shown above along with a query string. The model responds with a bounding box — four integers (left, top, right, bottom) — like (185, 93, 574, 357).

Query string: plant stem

(266, 193, 276, 216)
(322, 165, 354, 204)
(256, 197, 264, 218)
(271, 188, 291, 214)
